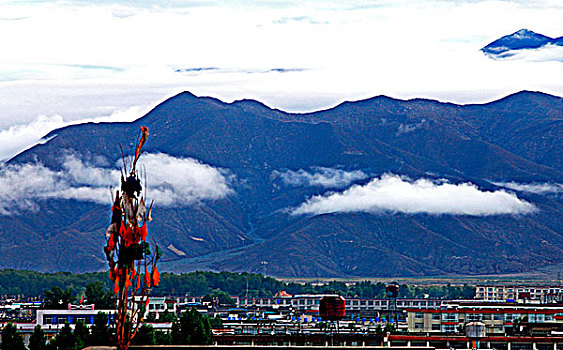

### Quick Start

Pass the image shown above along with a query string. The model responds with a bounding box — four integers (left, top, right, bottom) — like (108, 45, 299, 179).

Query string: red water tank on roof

(319, 295, 346, 321)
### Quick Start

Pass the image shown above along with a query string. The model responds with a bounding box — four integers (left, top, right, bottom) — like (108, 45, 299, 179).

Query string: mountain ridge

(2, 90, 563, 277)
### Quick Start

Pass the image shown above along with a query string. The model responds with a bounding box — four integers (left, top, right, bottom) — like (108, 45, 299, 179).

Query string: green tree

(1, 323, 26, 350)
(384, 323, 396, 333)
(202, 289, 235, 307)
(73, 320, 89, 349)
(210, 315, 223, 328)
(85, 281, 114, 309)
(160, 310, 177, 322)
(52, 322, 75, 350)
(29, 324, 47, 350)
(375, 324, 383, 335)
(171, 308, 213, 345)
(43, 286, 75, 309)
(132, 324, 156, 345)
(154, 330, 171, 345)
(89, 312, 111, 346)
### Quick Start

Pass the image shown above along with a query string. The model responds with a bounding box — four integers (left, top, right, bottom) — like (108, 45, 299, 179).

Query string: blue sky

(0, 0, 562, 160)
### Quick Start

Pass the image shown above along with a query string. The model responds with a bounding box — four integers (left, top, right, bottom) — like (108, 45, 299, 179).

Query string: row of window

(414, 312, 554, 322)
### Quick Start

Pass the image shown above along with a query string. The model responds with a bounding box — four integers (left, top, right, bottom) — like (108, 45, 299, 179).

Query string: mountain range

(1, 90, 562, 277)
(482, 29, 563, 58)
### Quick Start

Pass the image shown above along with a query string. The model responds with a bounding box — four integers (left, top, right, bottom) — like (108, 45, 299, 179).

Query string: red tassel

(114, 275, 120, 295)
(152, 266, 160, 287)
(145, 266, 151, 288)
(138, 224, 148, 241)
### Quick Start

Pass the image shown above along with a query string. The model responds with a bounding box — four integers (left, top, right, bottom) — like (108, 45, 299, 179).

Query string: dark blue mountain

(1, 91, 562, 277)
(482, 29, 563, 57)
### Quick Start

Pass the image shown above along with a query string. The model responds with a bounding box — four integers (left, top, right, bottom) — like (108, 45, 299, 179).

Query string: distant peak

(513, 28, 537, 37)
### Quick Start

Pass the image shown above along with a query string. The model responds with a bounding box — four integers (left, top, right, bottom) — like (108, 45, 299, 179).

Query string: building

(407, 300, 563, 334)
(475, 285, 563, 303)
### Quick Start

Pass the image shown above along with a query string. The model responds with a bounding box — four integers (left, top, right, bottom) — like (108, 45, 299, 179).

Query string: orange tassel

(107, 233, 115, 251)
(133, 126, 149, 168)
(145, 266, 151, 288)
(138, 224, 148, 241)
(152, 266, 160, 287)
(114, 275, 120, 295)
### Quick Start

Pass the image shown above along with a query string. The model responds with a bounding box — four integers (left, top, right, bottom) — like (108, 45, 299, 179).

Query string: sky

(0, 0, 562, 161)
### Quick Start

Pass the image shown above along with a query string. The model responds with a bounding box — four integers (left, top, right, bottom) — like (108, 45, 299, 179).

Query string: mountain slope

(2, 91, 563, 277)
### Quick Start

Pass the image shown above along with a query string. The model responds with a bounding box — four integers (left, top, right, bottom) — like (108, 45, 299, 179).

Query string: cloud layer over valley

(292, 174, 536, 216)
(273, 167, 368, 188)
(0, 153, 232, 215)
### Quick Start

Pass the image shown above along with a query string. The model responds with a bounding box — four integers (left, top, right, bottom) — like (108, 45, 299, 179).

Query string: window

(353, 301, 359, 305)
(415, 323, 424, 329)
(58, 317, 67, 324)
(545, 315, 553, 321)
(44, 316, 54, 324)
(415, 313, 424, 319)
(368, 301, 374, 306)
(493, 314, 502, 320)
(482, 314, 491, 320)
(432, 314, 441, 320)
(442, 325, 456, 332)
(432, 324, 441, 330)
(360, 300, 366, 305)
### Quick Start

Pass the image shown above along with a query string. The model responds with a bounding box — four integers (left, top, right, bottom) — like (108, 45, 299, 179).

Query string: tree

(89, 312, 112, 346)
(202, 289, 235, 307)
(384, 323, 396, 334)
(43, 286, 75, 309)
(160, 310, 177, 322)
(210, 314, 223, 328)
(132, 324, 155, 345)
(74, 320, 90, 350)
(29, 324, 47, 350)
(85, 281, 114, 309)
(1, 323, 26, 350)
(154, 330, 171, 345)
(171, 308, 213, 345)
(52, 322, 75, 350)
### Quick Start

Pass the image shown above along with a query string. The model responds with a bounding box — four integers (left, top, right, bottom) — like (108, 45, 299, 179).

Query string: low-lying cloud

(292, 174, 536, 216)
(273, 167, 368, 188)
(0, 105, 153, 162)
(493, 181, 563, 195)
(0, 153, 232, 215)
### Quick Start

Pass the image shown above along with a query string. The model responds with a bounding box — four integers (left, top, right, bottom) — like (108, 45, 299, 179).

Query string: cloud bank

(273, 167, 368, 188)
(292, 174, 535, 216)
(494, 181, 563, 195)
(0, 153, 232, 215)
(0, 105, 154, 162)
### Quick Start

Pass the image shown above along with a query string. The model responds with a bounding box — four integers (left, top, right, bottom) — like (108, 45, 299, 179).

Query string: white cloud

(292, 174, 536, 216)
(485, 44, 563, 62)
(0, 153, 232, 215)
(0, 0, 562, 161)
(273, 167, 368, 188)
(139, 153, 233, 206)
(0, 104, 153, 162)
(493, 181, 563, 195)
